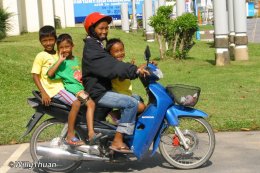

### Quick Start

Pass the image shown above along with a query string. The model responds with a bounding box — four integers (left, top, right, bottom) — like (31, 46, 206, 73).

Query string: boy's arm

(32, 73, 51, 106)
(47, 54, 66, 77)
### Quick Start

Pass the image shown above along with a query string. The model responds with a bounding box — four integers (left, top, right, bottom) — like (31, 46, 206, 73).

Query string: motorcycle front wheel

(159, 117, 215, 169)
(30, 118, 82, 173)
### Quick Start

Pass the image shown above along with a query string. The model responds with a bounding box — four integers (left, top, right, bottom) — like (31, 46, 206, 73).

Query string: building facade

(0, 0, 75, 36)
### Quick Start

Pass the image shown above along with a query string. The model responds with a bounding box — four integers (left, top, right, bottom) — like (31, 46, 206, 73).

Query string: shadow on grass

(206, 42, 215, 48)
(0, 40, 16, 43)
(206, 60, 216, 65)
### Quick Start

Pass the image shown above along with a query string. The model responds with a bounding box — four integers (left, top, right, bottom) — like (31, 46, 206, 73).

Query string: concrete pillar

(233, 0, 248, 61)
(142, 4, 146, 30)
(176, 0, 186, 16)
(144, 0, 155, 42)
(64, 0, 75, 27)
(213, 0, 230, 66)
(38, 0, 55, 27)
(1, 0, 21, 36)
(53, 0, 66, 28)
(142, 4, 146, 37)
(131, 0, 138, 32)
(227, 0, 235, 58)
(22, 0, 40, 32)
(121, 3, 130, 33)
(194, 0, 201, 40)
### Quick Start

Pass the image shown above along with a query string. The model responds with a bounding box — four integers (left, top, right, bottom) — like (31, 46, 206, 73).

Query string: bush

(171, 13, 198, 59)
(0, 8, 12, 40)
(150, 6, 173, 59)
(150, 7, 198, 59)
(54, 16, 61, 29)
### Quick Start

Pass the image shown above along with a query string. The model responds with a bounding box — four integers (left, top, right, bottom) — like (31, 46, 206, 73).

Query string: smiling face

(94, 21, 109, 41)
(110, 42, 125, 61)
(40, 35, 56, 53)
(57, 40, 74, 59)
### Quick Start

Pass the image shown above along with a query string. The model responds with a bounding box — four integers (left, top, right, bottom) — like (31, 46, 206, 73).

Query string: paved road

(247, 18, 260, 43)
(0, 131, 260, 173)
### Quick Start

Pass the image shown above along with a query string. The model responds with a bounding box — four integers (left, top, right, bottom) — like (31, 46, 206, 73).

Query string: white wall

(64, 0, 75, 27)
(1, 0, 21, 36)
(22, 0, 40, 32)
(38, 0, 55, 27)
(53, 0, 66, 28)
(1, 0, 75, 36)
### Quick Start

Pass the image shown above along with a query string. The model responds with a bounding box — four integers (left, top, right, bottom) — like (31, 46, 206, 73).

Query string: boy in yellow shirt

(31, 26, 84, 146)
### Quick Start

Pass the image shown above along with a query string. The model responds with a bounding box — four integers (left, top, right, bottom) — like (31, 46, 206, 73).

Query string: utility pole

(121, 3, 130, 33)
(131, 0, 138, 32)
(144, 0, 155, 42)
(213, 0, 230, 66)
(176, 0, 186, 16)
(227, 0, 235, 58)
(233, 0, 249, 60)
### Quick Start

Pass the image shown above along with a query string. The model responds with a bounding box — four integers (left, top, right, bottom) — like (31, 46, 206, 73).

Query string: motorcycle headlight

(153, 69, 163, 79)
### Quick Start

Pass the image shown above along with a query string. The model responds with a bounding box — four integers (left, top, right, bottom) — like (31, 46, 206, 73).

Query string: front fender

(166, 105, 208, 126)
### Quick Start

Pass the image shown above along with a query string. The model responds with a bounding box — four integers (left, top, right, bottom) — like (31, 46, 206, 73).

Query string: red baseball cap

(84, 12, 112, 34)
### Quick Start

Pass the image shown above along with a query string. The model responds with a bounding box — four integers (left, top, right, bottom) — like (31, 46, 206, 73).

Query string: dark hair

(39, 25, 57, 41)
(56, 33, 73, 47)
(106, 38, 124, 53)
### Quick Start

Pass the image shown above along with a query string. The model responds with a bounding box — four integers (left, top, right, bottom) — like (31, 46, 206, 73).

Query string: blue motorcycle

(23, 46, 215, 172)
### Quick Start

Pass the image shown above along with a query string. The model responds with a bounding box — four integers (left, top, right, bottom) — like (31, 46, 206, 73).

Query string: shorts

(76, 90, 90, 105)
(53, 89, 77, 106)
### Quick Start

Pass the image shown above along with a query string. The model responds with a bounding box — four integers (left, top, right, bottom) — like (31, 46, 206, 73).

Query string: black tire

(30, 118, 82, 172)
(159, 117, 215, 169)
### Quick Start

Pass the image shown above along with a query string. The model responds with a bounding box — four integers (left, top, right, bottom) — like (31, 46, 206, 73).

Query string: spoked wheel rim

(30, 119, 82, 172)
(159, 117, 215, 169)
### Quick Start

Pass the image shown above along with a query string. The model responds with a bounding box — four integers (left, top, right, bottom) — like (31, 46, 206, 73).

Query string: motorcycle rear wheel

(159, 117, 215, 169)
(30, 118, 82, 172)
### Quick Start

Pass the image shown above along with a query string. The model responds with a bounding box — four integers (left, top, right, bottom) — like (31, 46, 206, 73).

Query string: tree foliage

(150, 6, 198, 59)
(0, 8, 12, 40)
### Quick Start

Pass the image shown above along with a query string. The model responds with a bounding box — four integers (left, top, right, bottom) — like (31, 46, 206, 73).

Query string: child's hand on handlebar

(137, 65, 150, 77)
(150, 60, 158, 66)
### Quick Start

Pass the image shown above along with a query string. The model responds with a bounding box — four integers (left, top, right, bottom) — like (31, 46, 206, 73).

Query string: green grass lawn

(0, 27, 259, 145)
(199, 24, 214, 31)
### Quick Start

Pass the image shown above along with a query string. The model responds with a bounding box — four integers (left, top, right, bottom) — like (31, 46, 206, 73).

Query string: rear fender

(21, 111, 44, 138)
(166, 105, 208, 126)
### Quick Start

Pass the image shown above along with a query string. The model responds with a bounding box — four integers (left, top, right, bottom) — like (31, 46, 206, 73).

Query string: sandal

(109, 145, 133, 154)
(65, 137, 85, 146)
(88, 133, 102, 145)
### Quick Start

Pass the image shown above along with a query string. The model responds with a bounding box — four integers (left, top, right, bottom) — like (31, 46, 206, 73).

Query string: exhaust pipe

(37, 146, 109, 161)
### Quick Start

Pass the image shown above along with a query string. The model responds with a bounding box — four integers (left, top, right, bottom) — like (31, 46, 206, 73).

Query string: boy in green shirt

(48, 33, 100, 145)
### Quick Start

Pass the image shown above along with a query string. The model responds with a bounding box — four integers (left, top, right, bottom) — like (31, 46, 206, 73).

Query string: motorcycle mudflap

(21, 111, 44, 138)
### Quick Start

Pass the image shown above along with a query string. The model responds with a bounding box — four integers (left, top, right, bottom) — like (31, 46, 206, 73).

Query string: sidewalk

(0, 131, 260, 173)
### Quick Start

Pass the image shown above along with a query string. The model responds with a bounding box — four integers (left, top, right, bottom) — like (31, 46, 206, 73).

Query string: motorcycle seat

(32, 90, 111, 121)
(32, 90, 71, 110)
